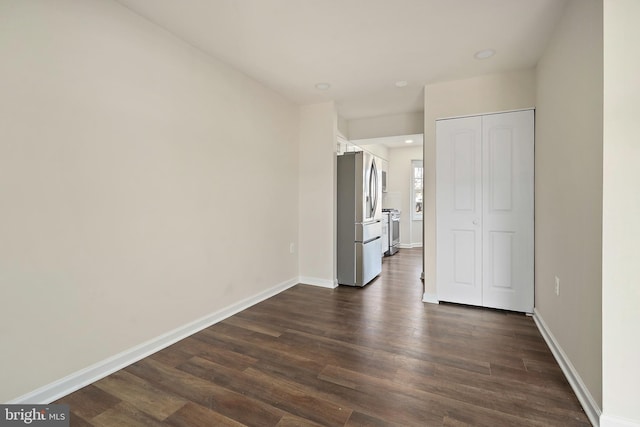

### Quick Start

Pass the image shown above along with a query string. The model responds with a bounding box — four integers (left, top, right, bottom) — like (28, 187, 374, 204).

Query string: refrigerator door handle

(369, 160, 378, 218)
(363, 235, 381, 244)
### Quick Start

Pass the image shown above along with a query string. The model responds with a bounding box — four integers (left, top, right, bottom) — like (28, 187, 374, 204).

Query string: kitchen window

(412, 160, 423, 220)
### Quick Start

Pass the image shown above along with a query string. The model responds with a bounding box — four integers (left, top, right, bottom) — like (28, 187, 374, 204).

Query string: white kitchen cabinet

(436, 110, 534, 313)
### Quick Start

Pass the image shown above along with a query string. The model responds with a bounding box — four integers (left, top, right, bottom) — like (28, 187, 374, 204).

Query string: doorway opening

(349, 133, 424, 279)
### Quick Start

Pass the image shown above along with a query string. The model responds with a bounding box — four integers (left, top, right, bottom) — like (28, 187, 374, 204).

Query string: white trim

(299, 276, 338, 289)
(8, 277, 299, 404)
(601, 414, 640, 427)
(533, 308, 601, 426)
(422, 292, 439, 304)
(398, 243, 423, 249)
(435, 107, 535, 122)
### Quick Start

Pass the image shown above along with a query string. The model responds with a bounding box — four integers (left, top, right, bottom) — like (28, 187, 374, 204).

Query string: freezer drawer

(356, 221, 382, 243)
(356, 237, 382, 286)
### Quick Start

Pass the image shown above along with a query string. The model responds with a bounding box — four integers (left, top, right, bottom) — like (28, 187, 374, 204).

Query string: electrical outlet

(555, 276, 560, 296)
(289, 243, 295, 254)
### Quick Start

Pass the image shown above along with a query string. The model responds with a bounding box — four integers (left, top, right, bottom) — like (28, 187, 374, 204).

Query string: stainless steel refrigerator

(337, 151, 383, 286)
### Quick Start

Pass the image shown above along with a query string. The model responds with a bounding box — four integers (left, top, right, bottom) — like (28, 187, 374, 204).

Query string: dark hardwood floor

(56, 248, 590, 426)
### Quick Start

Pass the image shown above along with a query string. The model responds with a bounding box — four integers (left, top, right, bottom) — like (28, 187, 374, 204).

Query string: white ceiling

(115, 0, 566, 120)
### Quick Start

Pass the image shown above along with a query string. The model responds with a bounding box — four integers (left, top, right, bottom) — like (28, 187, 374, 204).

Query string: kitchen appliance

(381, 212, 389, 256)
(337, 151, 383, 286)
(381, 170, 387, 193)
(382, 208, 400, 255)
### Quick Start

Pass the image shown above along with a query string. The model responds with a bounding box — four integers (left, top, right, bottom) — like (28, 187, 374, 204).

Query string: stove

(382, 209, 400, 255)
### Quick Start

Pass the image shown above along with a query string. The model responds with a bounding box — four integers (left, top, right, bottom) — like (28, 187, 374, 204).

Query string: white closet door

(436, 116, 483, 306)
(481, 110, 534, 312)
(436, 110, 534, 313)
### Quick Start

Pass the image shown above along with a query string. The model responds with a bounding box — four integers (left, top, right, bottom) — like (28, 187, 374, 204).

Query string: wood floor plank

(90, 402, 165, 427)
(148, 346, 194, 368)
(126, 358, 285, 426)
(92, 370, 187, 421)
(489, 361, 572, 389)
(176, 336, 259, 371)
(432, 362, 586, 411)
(345, 411, 403, 427)
(245, 346, 446, 424)
(54, 248, 590, 426)
(68, 412, 94, 427)
(316, 363, 547, 426)
(221, 314, 284, 337)
(394, 365, 589, 425)
(60, 384, 121, 420)
(177, 356, 352, 426)
(163, 402, 246, 427)
(275, 414, 326, 427)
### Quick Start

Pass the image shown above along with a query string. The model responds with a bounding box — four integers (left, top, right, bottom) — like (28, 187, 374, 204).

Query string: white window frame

(411, 159, 423, 221)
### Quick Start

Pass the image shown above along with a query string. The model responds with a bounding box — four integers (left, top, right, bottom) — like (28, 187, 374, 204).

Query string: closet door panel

(482, 110, 534, 312)
(436, 116, 482, 306)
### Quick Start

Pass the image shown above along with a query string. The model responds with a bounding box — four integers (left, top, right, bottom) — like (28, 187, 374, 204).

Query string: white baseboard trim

(298, 276, 338, 289)
(533, 308, 601, 426)
(601, 414, 640, 427)
(422, 292, 439, 304)
(398, 243, 423, 249)
(8, 277, 299, 405)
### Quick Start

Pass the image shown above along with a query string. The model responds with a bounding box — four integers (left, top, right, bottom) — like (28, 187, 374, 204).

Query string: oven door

(391, 216, 400, 246)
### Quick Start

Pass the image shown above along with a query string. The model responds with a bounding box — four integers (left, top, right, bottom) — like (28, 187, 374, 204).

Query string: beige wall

(535, 0, 603, 411)
(360, 144, 389, 161)
(602, 0, 640, 424)
(0, 0, 299, 402)
(298, 102, 337, 286)
(348, 112, 424, 140)
(337, 115, 349, 139)
(385, 146, 424, 247)
(423, 69, 536, 300)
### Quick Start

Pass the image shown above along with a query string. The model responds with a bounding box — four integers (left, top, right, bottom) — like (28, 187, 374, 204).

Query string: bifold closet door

(481, 111, 534, 312)
(436, 110, 534, 312)
(436, 116, 483, 306)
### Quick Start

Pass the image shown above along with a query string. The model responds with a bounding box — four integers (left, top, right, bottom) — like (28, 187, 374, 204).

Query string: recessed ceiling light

(405, 139, 414, 144)
(395, 80, 408, 88)
(474, 49, 496, 60)
(315, 82, 331, 90)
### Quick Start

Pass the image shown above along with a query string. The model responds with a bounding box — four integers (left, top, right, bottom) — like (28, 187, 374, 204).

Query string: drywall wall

(384, 146, 424, 247)
(535, 0, 603, 411)
(602, 1, 640, 424)
(359, 143, 389, 161)
(423, 70, 536, 301)
(298, 102, 337, 287)
(0, 0, 299, 402)
(337, 115, 349, 139)
(348, 112, 424, 141)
